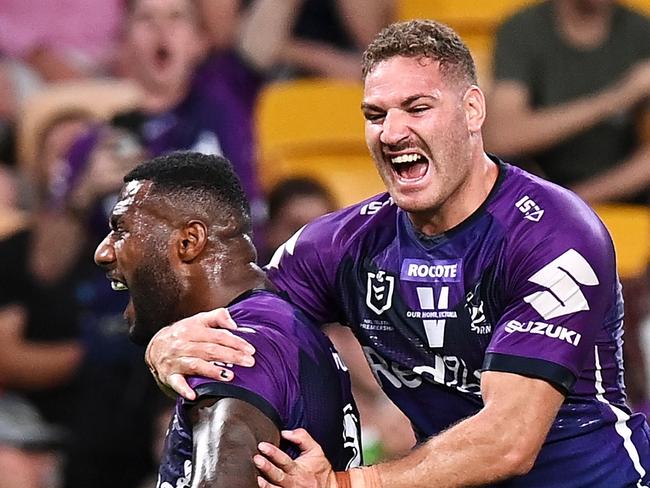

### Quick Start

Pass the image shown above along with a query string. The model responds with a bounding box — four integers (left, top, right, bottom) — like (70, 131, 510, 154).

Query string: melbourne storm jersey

(157, 290, 361, 488)
(267, 160, 650, 487)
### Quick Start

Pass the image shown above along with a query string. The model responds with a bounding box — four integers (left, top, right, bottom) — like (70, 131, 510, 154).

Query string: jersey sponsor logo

(504, 319, 582, 347)
(342, 404, 362, 469)
(363, 346, 481, 396)
(408, 286, 457, 347)
(360, 197, 393, 215)
(523, 249, 599, 320)
(366, 271, 395, 315)
(515, 195, 544, 222)
(400, 258, 462, 283)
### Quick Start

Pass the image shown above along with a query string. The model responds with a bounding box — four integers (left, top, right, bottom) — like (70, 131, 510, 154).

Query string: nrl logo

(366, 271, 395, 315)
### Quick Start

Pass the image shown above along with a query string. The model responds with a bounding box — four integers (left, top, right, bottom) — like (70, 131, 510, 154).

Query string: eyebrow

(361, 93, 439, 112)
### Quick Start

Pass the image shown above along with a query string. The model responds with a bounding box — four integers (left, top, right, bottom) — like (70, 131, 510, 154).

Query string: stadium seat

(622, 0, 650, 16)
(255, 79, 384, 207)
(593, 204, 650, 279)
(17, 79, 142, 182)
(396, 0, 542, 85)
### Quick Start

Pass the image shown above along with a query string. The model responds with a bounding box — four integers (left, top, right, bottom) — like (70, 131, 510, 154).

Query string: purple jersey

(157, 290, 361, 487)
(267, 159, 650, 487)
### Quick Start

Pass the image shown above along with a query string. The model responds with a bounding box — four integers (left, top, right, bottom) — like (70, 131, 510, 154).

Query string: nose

(94, 234, 115, 268)
(379, 108, 410, 147)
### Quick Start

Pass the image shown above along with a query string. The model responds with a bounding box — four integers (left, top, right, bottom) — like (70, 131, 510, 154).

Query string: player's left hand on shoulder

(254, 429, 336, 488)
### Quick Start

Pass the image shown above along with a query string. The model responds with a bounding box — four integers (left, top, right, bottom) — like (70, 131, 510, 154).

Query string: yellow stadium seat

(18, 79, 142, 182)
(622, 0, 650, 16)
(593, 204, 650, 279)
(255, 79, 384, 207)
(396, 0, 542, 85)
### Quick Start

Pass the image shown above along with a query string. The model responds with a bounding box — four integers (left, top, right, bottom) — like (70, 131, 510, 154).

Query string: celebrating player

(145, 21, 650, 487)
(94, 152, 361, 487)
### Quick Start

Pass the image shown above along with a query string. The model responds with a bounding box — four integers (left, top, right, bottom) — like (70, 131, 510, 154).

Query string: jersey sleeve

(265, 214, 348, 325)
(492, 9, 537, 87)
(485, 201, 617, 394)
(184, 326, 296, 429)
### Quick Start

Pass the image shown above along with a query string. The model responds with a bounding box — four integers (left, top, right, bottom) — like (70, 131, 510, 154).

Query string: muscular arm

(371, 371, 564, 487)
(191, 397, 281, 488)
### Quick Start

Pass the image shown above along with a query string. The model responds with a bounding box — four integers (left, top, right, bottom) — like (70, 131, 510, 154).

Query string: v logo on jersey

(523, 249, 599, 320)
(366, 271, 395, 315)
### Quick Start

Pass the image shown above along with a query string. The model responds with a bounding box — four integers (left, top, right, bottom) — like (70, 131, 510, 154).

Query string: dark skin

(94, 180, 280, 487)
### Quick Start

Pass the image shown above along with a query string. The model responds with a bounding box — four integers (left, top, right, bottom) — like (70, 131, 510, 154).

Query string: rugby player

(145, 21, 650, 487)
(94, 152, 361, 487)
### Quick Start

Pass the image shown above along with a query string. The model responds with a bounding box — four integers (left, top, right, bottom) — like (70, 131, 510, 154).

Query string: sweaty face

(126, 0, 205, 91)
(362, 56, 473, 220)
(94, 180, 183, 345)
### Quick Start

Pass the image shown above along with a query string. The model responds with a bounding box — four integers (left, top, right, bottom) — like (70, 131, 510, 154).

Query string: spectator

(262, 177, 337, 262)
(0, 0, 123, 82)
(485, 0, 650, 204)
(485, 0, 650, 412)
(238, 0, 395, 79)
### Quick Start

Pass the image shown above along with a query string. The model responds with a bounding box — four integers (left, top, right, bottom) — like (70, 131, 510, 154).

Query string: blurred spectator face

(569, 0, 615, 13)
(125, 0, 207, 91)
(36, 114, 93, 205)
(267, 193, 336, 252)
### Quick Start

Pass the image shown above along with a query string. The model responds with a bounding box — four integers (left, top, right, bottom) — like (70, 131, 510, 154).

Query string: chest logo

(366, 271, 395, 315)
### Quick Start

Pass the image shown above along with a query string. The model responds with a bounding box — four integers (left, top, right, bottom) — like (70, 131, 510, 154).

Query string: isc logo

(515, 195, 544, 222)
(360, 197, 393, 215)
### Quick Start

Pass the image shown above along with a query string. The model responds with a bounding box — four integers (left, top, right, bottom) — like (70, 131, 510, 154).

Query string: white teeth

(111, 281, 128, 291)
(391, 153, 423, 164)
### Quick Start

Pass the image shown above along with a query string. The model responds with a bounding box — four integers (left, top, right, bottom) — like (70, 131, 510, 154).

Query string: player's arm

(255, 370, 563, 488)
(191, 396, 280, 488)
(484, 64, 650, 157)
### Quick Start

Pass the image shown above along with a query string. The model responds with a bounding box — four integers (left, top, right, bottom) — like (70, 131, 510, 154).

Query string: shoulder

(490, 163, 614, 275)
(268, 192, 395, 266)
(498, 1, 551, 34)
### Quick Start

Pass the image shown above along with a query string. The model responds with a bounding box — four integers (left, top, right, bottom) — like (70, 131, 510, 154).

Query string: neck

(554, 0, 613, 49)
(410, 152, 498, 236)
(138, 77, 191, 113)
(177, 243, 267, 319)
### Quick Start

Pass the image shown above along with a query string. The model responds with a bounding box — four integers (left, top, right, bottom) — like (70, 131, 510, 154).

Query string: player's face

(94, 180, 183, 345)
(126, 0, 206, 91)
(362, 56, 475, 223)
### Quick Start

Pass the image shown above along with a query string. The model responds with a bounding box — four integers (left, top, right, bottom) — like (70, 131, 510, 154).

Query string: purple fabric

(158, 291, 361, 486)
(266, 159, 650, 487)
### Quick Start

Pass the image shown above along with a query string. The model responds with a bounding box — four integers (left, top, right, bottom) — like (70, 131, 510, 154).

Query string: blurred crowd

(0, 0, 649, 487)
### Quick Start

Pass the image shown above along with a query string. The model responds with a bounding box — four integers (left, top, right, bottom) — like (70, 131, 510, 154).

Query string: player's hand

(254, 429, 337, 488)
(145, 308, 257, 400)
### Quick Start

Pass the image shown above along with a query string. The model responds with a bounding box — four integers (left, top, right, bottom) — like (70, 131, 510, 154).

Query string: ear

(176, 220, 208, 263)
(463, 85, 486, 133)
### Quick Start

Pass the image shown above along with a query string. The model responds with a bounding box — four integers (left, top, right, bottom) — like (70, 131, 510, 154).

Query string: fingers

(281, 429, 323, 455)
(200, 308, 239, 330)
(167, 373, 196, 400)
(258, 443, 296, 471)
(257, 476, 281, 488)
(254, 450, 294, 485)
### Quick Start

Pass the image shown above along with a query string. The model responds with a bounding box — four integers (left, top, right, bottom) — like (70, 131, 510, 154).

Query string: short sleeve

(492, 11, 537, 88)
(485, 205, 616, 394)
(266, 218, 344, 325)
(184, 326, 295, 428)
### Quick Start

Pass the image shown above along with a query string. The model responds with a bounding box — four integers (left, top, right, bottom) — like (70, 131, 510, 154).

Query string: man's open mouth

(390, 153, 429, 180)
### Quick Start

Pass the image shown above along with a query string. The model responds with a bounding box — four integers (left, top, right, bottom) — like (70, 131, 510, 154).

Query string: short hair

(267, 177, 336, 222)
(361, 20, 477, 85)
(124, 152, 252, 234)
